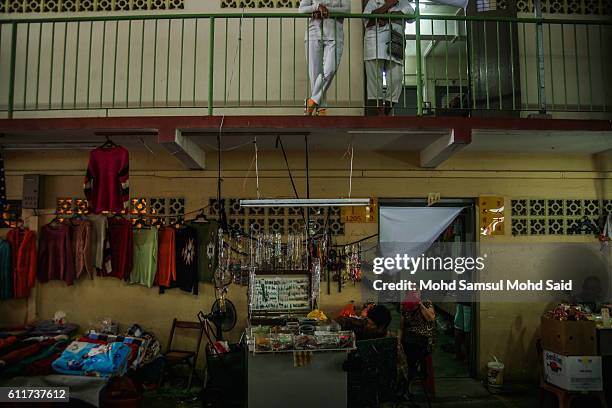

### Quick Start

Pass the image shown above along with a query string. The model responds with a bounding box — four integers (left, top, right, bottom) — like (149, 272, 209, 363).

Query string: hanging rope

(349, 143, 354, 198)
(342, 137, 355, 198)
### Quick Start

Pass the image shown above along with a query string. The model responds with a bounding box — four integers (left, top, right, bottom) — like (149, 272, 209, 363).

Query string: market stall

(242, 230, 356, 408)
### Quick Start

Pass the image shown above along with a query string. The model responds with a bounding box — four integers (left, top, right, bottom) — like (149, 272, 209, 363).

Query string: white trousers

(306, 38, 344, 106)
(365, 59, 404, 104)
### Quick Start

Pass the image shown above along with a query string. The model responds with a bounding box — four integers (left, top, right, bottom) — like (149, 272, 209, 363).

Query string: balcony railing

(0, 10, 610, 118)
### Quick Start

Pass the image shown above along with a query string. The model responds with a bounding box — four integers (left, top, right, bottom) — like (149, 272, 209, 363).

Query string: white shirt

(299, 0, 351, 41)
(363, 0, 414, 62)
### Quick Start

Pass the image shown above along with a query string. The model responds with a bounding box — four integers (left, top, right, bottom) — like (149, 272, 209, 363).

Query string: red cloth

(38, 223, 75, 286)
(6, 228, 37, 298)
(155, 228, 176, 287)
(25, 350, 65, 376)
(98, 218, 133, 280)
(84, 146, 130, 214)
(0, 340, 53, 366)
(0, 336, 17, 350)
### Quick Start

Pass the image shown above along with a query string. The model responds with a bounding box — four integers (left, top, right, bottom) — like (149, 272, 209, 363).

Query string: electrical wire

(254, 136, 260, 199)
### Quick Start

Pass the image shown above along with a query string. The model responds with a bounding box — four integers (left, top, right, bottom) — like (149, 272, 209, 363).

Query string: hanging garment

(187, 220, 218, 283)
(38, 223, 75, 286)
(7, 228, 37, 298)
(69, 219, 95, 279)
(175, 227, 198, 295)
(0, 238, 12, 300)
(0, 150, 6, 207)
(84, 146, 129, 214)
(130, 229, 158, 288)
(86, 214, 108, 271)
(155, 227, 176, 289)
(99, 217, 133, 281)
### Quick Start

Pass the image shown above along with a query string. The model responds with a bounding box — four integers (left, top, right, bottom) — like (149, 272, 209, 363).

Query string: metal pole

(534, 0, 546, 114)
(7, 23, 18, 119)
(415, 0, 423, 115)
(208, 17, 215, 116)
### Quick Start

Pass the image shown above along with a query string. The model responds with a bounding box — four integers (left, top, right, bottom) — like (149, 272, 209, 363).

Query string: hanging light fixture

(239, 198, 370, 208)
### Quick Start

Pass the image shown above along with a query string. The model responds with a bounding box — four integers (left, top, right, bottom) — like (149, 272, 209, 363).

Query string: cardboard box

(541, 316, 597, 356)
(598, 328, 612, 356)
(543, 350, 602, 391)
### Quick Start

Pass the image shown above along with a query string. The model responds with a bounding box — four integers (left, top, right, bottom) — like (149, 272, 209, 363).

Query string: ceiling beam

(159, 129, 206, 170)
(419, 128, 471, 168)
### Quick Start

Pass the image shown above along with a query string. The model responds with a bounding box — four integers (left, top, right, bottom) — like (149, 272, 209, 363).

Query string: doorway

(378, 198, 478, 379)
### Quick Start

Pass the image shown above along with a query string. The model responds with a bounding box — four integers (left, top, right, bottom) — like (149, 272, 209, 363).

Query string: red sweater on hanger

(38, 224, 75, 286)
(84, 146, 129, 214)
(98, 217, 133, 280)
(6, 228, 37, 298)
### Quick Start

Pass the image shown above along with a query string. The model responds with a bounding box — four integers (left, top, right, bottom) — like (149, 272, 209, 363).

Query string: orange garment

(6, 228, 37, 298)
(338, 303, 357, 317)
(155, 227, 176, 287)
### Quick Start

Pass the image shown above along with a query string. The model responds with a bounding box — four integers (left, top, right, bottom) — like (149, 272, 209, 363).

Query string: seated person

(337, 304, 391, 341)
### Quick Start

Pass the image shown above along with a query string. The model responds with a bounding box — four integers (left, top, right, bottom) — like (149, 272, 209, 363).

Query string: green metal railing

(0, 10, 610, 118)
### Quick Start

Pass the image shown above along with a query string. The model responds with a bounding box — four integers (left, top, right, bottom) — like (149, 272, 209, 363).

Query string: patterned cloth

(401, 300, 437, 352)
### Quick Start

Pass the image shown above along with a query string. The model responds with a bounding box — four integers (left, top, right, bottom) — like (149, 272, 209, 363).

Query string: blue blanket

(52, 341, 130, 378)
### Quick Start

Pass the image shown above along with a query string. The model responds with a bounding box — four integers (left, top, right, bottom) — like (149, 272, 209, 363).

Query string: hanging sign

(341, 198, 377, 223)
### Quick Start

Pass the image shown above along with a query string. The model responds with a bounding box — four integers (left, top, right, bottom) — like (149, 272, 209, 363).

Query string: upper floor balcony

(0, 0, 611, 120)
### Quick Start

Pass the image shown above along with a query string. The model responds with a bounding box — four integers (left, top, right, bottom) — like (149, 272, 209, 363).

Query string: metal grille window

(1, 200, 22, 228)
(477, 0, 498, 12)
(55, 197, 185, 227)
(208, 198, 345, 236)
(2, 0, 184, 13)
(511, 198, 612, 236)
(516, 0, 610, 15)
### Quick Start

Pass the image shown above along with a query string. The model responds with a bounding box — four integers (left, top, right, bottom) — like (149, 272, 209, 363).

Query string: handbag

(387, 26, 405, 60)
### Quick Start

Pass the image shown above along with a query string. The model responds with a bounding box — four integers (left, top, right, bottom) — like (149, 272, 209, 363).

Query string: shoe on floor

(316, 108, 327, 116)
(305, 98, 318, 116)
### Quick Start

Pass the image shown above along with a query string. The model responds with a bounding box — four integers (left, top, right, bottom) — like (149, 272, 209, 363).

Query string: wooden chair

(159, 318, 204, 389)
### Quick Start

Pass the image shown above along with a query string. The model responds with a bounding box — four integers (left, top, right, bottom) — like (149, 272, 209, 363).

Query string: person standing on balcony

(364, 0, 414, 116)
(299, 0, 351, 116)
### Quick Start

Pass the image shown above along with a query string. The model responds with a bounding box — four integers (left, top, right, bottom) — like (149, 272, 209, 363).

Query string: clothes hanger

(47, 214, 65, 227)
(15, 217, 25, 230)
(193, 209, 210, 224)
(152, 218, 164, 229)
(134, 217, 151, 230)
(174, 218, 186, 229)
(100, 136, 119, 149)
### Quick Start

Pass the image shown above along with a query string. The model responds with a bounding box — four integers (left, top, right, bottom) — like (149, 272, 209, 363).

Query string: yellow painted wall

(0, 146, 610, 381)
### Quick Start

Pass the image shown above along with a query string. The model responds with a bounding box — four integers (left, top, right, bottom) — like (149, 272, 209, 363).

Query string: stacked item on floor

(48, 322, 161, 379)
(540, 304, 605, 406)
(52, 340, 131, 378)
(0, 320, 79, 378)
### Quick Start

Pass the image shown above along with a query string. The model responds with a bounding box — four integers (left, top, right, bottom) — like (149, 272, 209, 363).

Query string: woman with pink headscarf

(399, 291, 437, 376)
